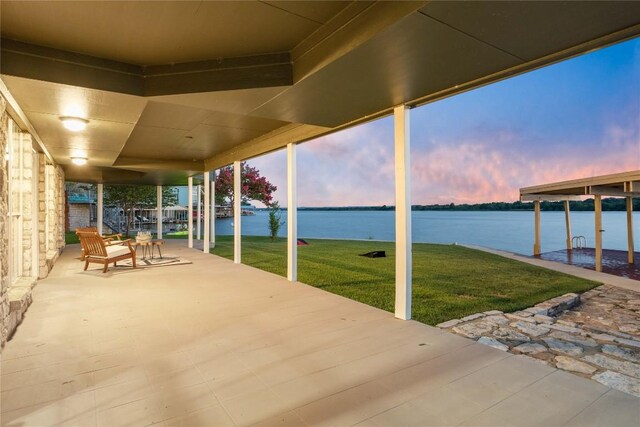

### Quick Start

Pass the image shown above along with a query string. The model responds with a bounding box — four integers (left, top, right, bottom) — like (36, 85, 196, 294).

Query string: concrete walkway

(464, 244, 640, 292)
(1, 241, 638, 426)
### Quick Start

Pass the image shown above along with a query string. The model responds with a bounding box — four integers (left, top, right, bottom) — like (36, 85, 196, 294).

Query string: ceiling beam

(204, 123, 331, 171)
(520, 194, 584, 202)
(112, 157, 205, 172)
(588, 185, 640, 198)
(1, 38, 293, 96)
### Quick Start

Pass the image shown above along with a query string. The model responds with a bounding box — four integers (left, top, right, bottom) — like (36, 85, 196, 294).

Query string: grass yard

(65, 232, 80, 244)
(211, 235, 599, 325)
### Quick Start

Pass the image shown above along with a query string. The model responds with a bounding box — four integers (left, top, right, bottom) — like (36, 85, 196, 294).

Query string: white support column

(595, 195, 602, 272)
(188, 177, 193, 249)
(394, 105, 411, 320)
(234, 161, 241, 264)
(533, 200, 541, 256)
(287, 143, 297, 282)
(210, 174, 216, 248)
(203, 172, 210, 253)
(97, 183, 103, 235)
(156, 185, 162, 239)
(627, 196, 634, 264)
(196, 185, 201, 240)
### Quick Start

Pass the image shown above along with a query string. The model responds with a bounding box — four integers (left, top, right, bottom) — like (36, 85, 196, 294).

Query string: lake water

(213, 210, 640, 256)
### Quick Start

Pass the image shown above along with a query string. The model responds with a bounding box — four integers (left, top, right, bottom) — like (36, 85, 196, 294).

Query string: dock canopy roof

(520, 170, 640, 201)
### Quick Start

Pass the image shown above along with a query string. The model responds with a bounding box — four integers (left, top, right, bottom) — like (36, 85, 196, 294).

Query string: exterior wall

(20, 134, 34, 277)
(38, 154, 47, 278)
(68, 203, 91, 230)
(39, 159, 65, 279)
(0, 95, 9, 345)
(0, 92, 65, 348)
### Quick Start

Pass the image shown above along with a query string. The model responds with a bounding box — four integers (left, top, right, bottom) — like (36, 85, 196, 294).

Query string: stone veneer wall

(38, 159, 65, 279)
(0, 95, 9, 345)
(0, 93, 65, 348)
(20, 133, 34, 277)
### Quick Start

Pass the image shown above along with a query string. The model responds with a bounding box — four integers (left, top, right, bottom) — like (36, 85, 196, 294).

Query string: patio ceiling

(2, 1, 640, 185)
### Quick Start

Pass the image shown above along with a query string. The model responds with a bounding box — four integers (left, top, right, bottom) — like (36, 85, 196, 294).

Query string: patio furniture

(76, 231, 136, 273)
(134, 240, 165, 259)
(76, 227, 123, 261)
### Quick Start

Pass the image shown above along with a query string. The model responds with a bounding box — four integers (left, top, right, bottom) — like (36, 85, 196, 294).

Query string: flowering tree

(215, 162, 277, 208)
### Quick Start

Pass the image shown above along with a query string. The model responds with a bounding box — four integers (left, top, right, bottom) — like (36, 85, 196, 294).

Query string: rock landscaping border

(438, 285, 640, 397)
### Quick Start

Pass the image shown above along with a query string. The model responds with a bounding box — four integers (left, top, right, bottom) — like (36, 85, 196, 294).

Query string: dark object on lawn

(297, 238, 309, 246)
(359, 251, 386, 258)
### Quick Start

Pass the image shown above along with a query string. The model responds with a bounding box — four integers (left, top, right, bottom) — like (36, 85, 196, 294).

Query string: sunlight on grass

(211, 235, 599, 325)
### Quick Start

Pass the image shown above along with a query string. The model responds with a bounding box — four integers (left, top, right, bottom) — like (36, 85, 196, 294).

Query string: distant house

(66, 186, 96, 231)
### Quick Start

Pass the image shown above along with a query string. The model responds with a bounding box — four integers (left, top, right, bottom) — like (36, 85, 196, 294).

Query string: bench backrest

(76, 231, 108, 258)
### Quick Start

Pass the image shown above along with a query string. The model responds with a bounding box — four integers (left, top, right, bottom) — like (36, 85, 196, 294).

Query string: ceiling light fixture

(71, 157, 88, 166)
(60, 116, 89, 132)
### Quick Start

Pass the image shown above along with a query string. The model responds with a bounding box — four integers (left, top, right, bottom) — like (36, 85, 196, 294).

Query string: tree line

(297, 198, 639, 212)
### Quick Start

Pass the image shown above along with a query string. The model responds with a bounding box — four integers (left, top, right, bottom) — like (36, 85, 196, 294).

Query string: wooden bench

(75, 227, 123, 261)
(77, 231, 136, 273)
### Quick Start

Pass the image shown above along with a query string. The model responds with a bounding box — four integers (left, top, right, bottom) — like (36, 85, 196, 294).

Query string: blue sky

(242, 37, 640, 207)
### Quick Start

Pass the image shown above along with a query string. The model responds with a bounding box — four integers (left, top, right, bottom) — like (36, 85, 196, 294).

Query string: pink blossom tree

(214, 162, 277, 210)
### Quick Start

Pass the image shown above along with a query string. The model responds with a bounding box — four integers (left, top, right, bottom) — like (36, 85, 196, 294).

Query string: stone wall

(20, 133, 34, 277)
(0, 92, 65, 348)
(38, 154, 47, 278)
(68, 203, 91, 230)
(0, 95, 9, 346)
(38, 159, 65, 278)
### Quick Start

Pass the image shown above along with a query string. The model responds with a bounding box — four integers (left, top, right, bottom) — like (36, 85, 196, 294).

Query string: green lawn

(211, 235, 599, 325)
(65, 232, 80, 244)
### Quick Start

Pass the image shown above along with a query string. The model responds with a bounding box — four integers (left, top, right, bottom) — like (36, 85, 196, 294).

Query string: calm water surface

(214, 210, 640, 256)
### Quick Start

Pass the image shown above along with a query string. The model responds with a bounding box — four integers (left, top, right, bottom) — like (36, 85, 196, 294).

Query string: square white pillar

(287, 143, 297, 282)
(203, 172, 210, 253)
(210, 173, 216, 248)
(234, 161, 241, 264)
(156, 185, 162, 239)
(627, 196, 634, 264)
(188, 177, 193, 249)
(97, 183, 103, 235)
(196, 185, 201, 240)
(394, 105, 412, 320)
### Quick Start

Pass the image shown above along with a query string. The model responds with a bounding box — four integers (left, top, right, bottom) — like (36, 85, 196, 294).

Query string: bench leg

(103, 261, 109, 273)
(84, 259, 89, 271)
(131, 254, 136, 268)
(157, 246, 162, 259)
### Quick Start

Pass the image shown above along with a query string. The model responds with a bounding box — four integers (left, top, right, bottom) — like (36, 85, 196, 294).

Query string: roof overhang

(2, 1, 640, 185)
(520, 170, 640, 201)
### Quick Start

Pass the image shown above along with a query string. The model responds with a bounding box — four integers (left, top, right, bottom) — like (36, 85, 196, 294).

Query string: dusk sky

(244, 37, 640, 208)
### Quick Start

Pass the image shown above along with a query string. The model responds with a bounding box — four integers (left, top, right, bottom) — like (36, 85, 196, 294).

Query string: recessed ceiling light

(71, 157, 88, 166)
(60, 117, 89, 132)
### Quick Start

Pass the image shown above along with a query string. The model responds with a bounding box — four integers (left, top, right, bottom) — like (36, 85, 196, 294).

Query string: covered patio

(3, 240, 637, 426)
(2, 1, 640, 425)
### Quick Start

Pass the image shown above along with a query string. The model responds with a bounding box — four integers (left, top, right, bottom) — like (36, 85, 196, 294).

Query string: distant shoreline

(262, 198, 639, 212)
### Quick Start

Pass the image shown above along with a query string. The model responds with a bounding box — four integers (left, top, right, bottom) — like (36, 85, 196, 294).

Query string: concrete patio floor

(2, 241, 639, 427)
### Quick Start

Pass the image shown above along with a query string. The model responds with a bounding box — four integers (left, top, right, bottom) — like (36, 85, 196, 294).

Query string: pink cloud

(247, 109, 639, 207)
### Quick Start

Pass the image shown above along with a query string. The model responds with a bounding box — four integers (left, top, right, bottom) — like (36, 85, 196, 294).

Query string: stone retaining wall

(438, 286, 640, 397)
